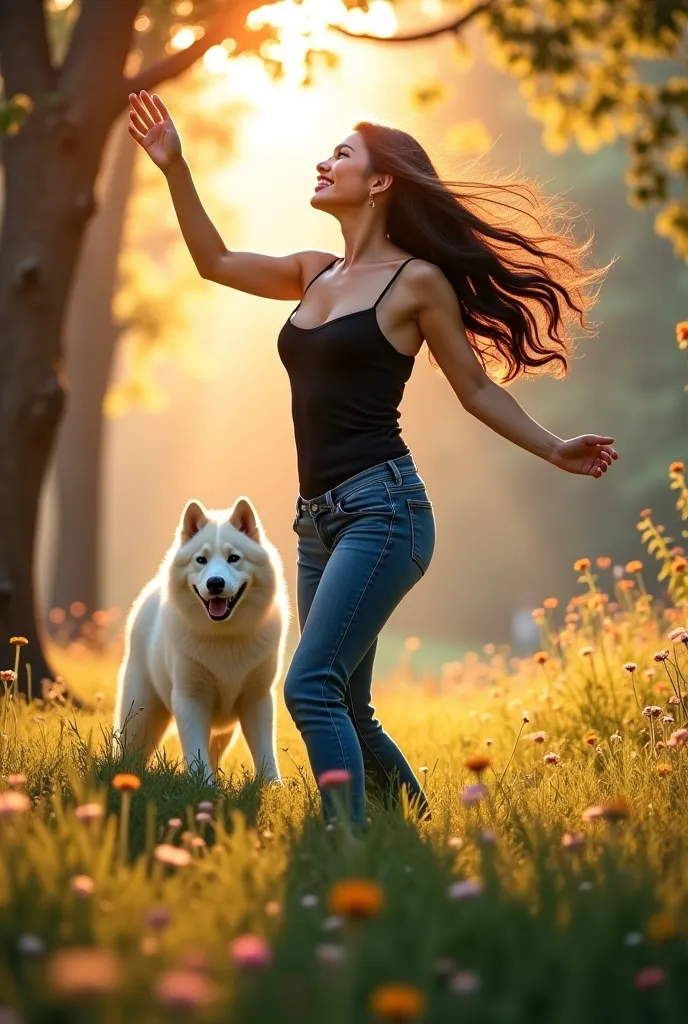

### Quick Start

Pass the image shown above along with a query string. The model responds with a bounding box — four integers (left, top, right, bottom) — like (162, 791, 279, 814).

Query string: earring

(369, 191, 375, 208)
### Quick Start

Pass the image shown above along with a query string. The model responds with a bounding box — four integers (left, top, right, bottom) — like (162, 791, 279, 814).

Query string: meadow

(1, 337, 687, 1023)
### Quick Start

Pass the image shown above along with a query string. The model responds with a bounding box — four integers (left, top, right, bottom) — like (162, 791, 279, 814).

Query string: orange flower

(626, 560, 643, 574)
(543, 597, 558, 610)
(464, 754, 492, 775)
(369, 983, 425, 1021)
(9, 636, 28, 646)
(640, 508, 652, 519)
(600, 797, 631, 822)
(328, 879, 384, 919)
(584, 734, 599, 746)
(646, 912, 678, 943)
(112, 773, 141, 792)
(531, 607, 544, 621)
(46, 947, 122, 998)
(573, 558, 591, 572)
(672, 558, 687, 573)
(533, 651, 549, 665)
(596, 556, 612, 569)
(676, 321, 688, 343)
(655, 763, 672, 778)
(670, 461, 685, 474)
(618, 579, 635, 591)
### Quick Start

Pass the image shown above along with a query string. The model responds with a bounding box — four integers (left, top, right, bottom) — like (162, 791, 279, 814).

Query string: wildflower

(533, 651, 548, 665)
(369, 983, 425, 1020)
(622, 662, 637, 673)
(197, 801, 214, 812)
(574, 558, 591, 572)
(618, 580, 635, 591)
(582, 805, 605, 822)
(195, 812, 212, 824)
(596, 556, 612, 569)
(673, 557, 687, 573)
(579, 647, 595, 658)
(521, 710, 530, 723)
(70, 875, 95, 898)
(265, 900, 281, 917)
(460, 783, 488, 806)
(9, 638, 28, 647)
(667, 728, 688, 748)
(75, 803, 104, 822)
(190, 837, 205, 849)
(0, 791, 31, 817)
(662, 715, 674, 724)
(167, 817, 183, 829)
(529, 731, 547, 744)
(328, 879, 384, 919)
(626, 560, 643, 574)
(46, 947, 122, 998)
(18, 934, 44, 955)
(464, 754, 492, 775)
(544, 752, 561, 765)
(642, 706, 662, 719)
(229, 934, 272, 970)
(531, 607, 544, 621)
(584, 734, 599, 746)
(653, 650, 670, 662)
(481, 829, 497, 844)
(315, 943, 346, 966)
(600, 798, 631, 822)
(561, 832, 585, 849)
(447, 879, 483, 900)
(448, 970, 481, 995)
(6, 773, 26, 787)
(112, 773, 141, 792)
(300, 894, 319, 908)
(668, 695, 681, 706)
(154, 844, 191, 868)
(318, 769, 353, 788)
(145, 907, 172, 930)
(634, 966, 666, 990)
(447, 836, 463, 849)
(645, 912, 678, 942)
(668, 627, 688, 643)
(610, 732, 622, 743)
(676, 321, 688, 344)
(0, 671, 15, 683)
(543, 597, 558, 609)
(155, 969, 218, 1008)
(669, 461, 685, 473)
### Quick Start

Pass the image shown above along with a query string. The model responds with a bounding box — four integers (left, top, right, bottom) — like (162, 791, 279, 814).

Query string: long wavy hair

(354, 120, 611, 384)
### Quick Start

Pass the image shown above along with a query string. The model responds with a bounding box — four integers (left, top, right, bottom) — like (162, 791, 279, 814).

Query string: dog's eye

(195, 555, 207, 564)
(227, 554, 240, 563)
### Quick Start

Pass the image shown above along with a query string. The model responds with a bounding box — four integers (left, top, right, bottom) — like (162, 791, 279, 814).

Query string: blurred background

(2, 0, 686, 686)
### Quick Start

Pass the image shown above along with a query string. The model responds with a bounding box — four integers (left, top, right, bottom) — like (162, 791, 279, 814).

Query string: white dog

(114, 497, 290, 781)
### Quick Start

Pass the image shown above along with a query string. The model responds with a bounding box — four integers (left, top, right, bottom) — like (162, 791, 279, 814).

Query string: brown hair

(353, 120, 610, 383)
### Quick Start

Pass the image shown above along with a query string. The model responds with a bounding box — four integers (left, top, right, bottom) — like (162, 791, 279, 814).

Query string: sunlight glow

(170, 26, 199, 52)
(50, 0, 74, 9)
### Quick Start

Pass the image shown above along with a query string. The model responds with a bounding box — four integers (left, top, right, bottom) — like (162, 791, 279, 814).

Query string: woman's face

(311, 131, 377, 210)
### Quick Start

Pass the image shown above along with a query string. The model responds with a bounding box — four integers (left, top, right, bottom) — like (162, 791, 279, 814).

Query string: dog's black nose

(206, 576, 225, 595)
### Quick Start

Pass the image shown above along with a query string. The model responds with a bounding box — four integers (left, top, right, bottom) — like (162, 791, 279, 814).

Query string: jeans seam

(320, 504, 396, 787)
(407, 499, 430, 575)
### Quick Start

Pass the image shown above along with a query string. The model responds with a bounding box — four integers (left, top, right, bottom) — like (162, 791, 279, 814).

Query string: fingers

(129, 108, 149, 136)
(583, 435, 614, 446)
(140, 89, 162, 123)
(152, 92, 172, 121)
(128, 91, 156, 130)
(127, 122, 146, 145)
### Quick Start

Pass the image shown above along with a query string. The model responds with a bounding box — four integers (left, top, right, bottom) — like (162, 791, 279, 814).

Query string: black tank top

(277, 257, 418, 499)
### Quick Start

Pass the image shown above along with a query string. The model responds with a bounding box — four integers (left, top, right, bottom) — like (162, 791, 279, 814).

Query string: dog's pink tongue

(209, 597, 228, 619)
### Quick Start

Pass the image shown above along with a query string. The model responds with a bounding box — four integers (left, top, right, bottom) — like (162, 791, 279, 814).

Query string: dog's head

(167, 498, 277, 627)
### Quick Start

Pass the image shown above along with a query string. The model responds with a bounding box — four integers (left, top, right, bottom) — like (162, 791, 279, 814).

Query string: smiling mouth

(193, 583, 247, 621)
(315, 179, 333, 192)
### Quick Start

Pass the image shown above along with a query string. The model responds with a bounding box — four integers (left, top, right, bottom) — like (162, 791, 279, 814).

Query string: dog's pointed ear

(229, 497, 261, 542)
(180, 500, 208, 542)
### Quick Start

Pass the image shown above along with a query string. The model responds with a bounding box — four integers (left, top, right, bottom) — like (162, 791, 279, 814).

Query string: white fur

(113, 497, 290, 781)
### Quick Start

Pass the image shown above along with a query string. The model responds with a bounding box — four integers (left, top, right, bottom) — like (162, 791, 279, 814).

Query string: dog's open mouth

(194, 583, 247, 621)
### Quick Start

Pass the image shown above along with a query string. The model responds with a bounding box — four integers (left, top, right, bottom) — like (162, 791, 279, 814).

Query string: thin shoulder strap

(302, 257, 339, 297)
(373, 257, 418, 308)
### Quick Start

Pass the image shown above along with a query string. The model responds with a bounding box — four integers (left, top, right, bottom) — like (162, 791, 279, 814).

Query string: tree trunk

(49, 116, 136, 626)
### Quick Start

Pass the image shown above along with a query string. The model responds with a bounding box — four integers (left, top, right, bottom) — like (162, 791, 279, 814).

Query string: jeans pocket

(335, 479, 393, 516)
(407, 498, 435, 575)
(292, 514, 299, 533)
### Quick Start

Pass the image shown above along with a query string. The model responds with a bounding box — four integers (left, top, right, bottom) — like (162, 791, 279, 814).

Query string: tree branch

(331, 0, 497, 44)
(60, 0, 141, 97)
(0, 0, 56, 96)
(126, 0, 273, 96)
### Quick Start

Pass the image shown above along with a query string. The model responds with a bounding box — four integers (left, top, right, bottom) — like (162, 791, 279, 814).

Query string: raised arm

(128, 90, 336, 300)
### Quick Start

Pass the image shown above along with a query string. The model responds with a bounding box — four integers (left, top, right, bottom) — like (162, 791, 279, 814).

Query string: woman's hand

(127, 90, 182, 171)
(551, 435, 619, 478)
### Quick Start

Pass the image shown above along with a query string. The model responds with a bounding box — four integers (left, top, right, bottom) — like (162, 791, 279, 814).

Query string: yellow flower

(646, 912, 678, 943)
(112, 773, 141, 792)
(464, 754, 492, 775)
(328, 879, 384, 919)
(574, 558, 591, 572)
(626, 560, 643, 574)
(655, 763, 672, 778)
(533, 651, 549, 665)
(9, 636, 28, 646)
(584, 734, 599, 746)
(369, 983, 425, 1021)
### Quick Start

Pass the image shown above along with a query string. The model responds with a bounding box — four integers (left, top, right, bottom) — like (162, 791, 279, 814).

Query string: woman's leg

(284, 492, 432, 827)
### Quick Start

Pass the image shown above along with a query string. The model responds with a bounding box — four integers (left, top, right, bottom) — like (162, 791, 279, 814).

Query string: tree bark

(49, 116, 135, 625)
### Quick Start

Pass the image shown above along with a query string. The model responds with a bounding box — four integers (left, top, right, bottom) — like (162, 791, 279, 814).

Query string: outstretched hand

(551, 435, 619, 478)
(127, 90, 182, 171)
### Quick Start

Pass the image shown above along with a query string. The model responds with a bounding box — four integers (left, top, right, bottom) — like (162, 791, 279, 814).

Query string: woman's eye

(196, 555, 207, 564)
(227, 554, 240, 564)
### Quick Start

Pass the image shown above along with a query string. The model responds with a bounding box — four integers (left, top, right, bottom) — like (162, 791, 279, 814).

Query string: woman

(127, 90, 618, 828)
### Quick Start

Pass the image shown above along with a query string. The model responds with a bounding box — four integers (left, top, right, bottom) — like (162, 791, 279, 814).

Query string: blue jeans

(283, 452, 436, 827)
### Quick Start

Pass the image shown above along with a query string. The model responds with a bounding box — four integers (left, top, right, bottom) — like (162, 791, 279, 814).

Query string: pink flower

(318, 769, 353, 788)
(447, 879, 483, 900)
(145, 906, 172, 930)
(75, 803, 104, 822)
(634, 966, 666, 990)
(229, 934, 272, 970)
(561, 832, 585, 850)
(197, 801, 214, 813)
(0, 792, 30, 817)
(155, 969, 218, 1008)
(529, 731, 547, 744)
(449, 969, 481, 994)
(582, 805, 605, 822)
(6, 774, 26, 787)
(154, 844, 191, 868)
(195, 812, 212, 824)
(544, 752, 561, 765)
(70, 875, 94, 898)
(667, 728, 688, 748)
(460, 783, 487, 807)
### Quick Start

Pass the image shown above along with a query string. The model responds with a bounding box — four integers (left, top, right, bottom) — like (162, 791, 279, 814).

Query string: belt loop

(387, 459, 403, 484)
(324, 487, 335, 511)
